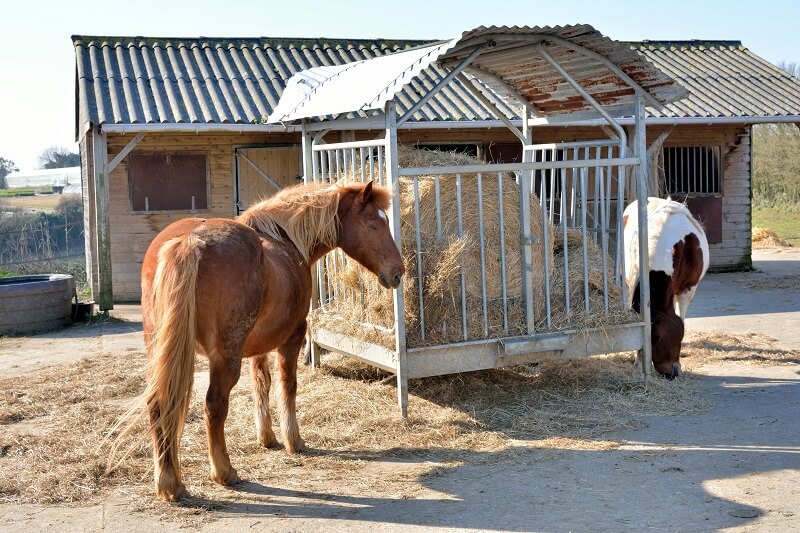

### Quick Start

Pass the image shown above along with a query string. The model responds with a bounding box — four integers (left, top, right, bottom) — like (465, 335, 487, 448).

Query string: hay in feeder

(548, 227, 628, 330)
(312, 147, 635, 349)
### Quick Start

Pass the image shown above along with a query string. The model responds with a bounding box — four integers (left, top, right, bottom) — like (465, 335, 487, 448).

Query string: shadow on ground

(137, 370, 799, 532)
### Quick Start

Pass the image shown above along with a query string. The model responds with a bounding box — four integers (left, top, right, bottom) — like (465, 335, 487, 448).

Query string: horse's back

(142, 218, 269, 352)
(623, 198, 709, 304)
(142, 217, 265, 290)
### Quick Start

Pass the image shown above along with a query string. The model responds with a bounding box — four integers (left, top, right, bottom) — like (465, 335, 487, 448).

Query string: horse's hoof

(211, 467, 241, 486)
(258, 431, 279, 448)
(285, 438, 306, 454)
(158, 483, 189, 502)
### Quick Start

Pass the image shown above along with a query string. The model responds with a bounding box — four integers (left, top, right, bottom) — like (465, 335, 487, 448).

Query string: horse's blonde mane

(237, 182, 390, 261)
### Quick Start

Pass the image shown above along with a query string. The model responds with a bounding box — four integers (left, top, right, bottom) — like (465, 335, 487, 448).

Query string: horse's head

(338, 181, 404, 289)
(651, 311, 684, 379)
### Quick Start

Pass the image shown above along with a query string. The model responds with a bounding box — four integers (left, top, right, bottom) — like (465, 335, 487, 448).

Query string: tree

(0, 156, 18, 189)
(779, 61, 800, 78)
(38, 146, 80, 169)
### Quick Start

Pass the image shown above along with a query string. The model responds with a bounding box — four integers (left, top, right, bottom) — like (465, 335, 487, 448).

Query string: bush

(0, 195, 84, 263)
(752, 124, 800, 210)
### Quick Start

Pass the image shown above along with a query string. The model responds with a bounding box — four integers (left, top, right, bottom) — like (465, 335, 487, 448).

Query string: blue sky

(1, 0, 798, 171)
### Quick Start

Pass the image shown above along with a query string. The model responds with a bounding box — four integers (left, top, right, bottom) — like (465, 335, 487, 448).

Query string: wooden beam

(107, 132, 145, 173)
(92, 127, 114, 311)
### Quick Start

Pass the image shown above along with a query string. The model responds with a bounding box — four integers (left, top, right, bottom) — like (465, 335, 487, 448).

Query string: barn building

(72, 27, 800, 309)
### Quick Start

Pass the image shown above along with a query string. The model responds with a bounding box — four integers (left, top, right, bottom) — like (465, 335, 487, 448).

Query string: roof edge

(71, 34, 438, 48)
(629, 39, 744, 48)
(97, 115, 800, 136)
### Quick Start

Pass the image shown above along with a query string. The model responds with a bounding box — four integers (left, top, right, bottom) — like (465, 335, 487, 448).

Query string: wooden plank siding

(86, 124, 752, 303)
(102, 132, 295, 301)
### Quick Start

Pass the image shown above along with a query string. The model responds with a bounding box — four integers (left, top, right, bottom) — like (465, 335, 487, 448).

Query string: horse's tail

(107, 234, 204, 479)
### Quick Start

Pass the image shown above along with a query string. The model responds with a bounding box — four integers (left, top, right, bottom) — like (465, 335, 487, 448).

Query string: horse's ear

(357, 181, 374, 208)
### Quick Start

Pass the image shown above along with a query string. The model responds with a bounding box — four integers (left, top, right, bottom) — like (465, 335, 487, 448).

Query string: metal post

(634, 95, 653, 379)
(301, 121, 314, 184)
(385, 103, 408, 417)
(519, 105, 536, 335)
(302, 122, 322, 369)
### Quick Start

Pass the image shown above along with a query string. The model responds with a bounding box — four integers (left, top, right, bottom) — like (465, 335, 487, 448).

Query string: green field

(753, 206, 800, 246)
(752, 125, 800, 246)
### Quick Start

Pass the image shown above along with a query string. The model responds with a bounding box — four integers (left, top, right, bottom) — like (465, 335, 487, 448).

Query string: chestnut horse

(623, 197, 709, 379)
(125, 181, 403, 501)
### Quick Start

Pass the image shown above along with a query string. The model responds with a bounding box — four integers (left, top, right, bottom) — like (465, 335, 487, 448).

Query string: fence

(0, 218, 85, 268)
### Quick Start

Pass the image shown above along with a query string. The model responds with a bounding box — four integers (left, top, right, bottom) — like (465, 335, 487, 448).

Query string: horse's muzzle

(662, 362, 681, 380)
(379, 270, 403, 289)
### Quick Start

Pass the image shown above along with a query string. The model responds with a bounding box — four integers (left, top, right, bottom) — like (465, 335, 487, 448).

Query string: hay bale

(752, 227, 792, 249)
(549, 228, 626, 330)
(313, 148, 552, 347)
(313, 147, 634, 349)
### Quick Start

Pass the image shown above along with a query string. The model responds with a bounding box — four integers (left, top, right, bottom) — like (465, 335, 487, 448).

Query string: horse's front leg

(205, 354, 243, 486)
(249, 354, 278, 447)
(277, 321, 307, 454)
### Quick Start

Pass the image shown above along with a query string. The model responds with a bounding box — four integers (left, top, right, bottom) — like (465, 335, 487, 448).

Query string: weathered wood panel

(236, 146, 302, 210)
(103, 132, 286, 301)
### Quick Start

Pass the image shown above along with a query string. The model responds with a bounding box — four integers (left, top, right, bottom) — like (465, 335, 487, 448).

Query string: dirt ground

(1, 249, 799, 532)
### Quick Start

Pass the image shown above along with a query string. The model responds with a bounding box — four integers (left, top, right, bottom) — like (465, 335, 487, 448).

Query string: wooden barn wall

(104, 132, 295, 301)
(92, 124, 751, 302)
(653, 124, 752, 270)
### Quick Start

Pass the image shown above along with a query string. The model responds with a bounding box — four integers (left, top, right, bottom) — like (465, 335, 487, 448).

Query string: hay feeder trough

(268, 25, 687, 415)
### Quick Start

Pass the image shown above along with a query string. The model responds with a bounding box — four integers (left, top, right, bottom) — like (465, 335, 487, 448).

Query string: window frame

(662, 145, 723, 198)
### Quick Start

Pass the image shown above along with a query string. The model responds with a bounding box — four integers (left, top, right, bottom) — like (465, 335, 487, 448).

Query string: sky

(1, 0, 798, 172)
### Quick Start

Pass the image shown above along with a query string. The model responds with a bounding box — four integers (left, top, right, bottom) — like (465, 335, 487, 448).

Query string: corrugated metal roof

(73, 33, 800, 138)
(629, 41, 800, 118)
(270, 25, 683, 123)
(268, 40, 457, 122)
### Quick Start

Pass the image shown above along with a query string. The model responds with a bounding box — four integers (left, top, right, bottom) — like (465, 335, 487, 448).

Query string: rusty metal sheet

(268, 24, 683, 123)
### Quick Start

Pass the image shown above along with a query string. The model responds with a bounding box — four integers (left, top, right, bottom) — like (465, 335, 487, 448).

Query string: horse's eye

(367, 222, 378, 230)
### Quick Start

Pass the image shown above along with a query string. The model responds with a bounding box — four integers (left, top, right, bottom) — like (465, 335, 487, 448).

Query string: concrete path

(1, 249, 799, 532)
(687, 248, 800, 349)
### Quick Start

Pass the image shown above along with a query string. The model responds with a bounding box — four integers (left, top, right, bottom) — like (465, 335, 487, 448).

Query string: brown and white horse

(115, 181, 403, 501)
(623, 197, 709, 379)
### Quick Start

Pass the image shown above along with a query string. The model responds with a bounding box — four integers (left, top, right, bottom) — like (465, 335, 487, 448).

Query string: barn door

(235, 146, 302, 214)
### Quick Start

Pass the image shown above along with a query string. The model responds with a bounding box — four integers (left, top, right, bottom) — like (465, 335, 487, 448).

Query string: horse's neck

(309, 243, 335, 265)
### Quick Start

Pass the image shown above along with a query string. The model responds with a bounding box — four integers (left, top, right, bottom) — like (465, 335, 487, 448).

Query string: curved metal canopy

(268, 24, 686, 124)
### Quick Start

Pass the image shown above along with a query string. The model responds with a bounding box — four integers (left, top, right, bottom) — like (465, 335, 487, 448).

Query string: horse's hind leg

(205, 354, 243, 486)
(276, 322, 307, 454)
(250, 354, 278, 447)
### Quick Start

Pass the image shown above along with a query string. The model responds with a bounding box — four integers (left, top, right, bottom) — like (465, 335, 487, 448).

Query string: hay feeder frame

(268, 25, 686, 415)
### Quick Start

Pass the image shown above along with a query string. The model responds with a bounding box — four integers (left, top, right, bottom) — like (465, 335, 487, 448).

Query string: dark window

(129, 153, 208, 211)
(663, 146, 721, 195)
(486, 143, 523, 163)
